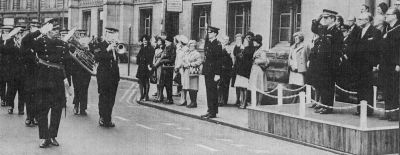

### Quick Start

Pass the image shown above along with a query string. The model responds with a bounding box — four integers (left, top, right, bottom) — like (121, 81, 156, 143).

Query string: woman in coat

(152, 37, 166, 102)
(178, 40, 203, 108)
(174, 35, 189, 105)
(218, 35, 233, 106)
(248, 35, 269, 107)
(234, 33, 256, 109)
(288, 32, 308, 86)
(231, 34, 243, 106)
(136, 35, 155, 101)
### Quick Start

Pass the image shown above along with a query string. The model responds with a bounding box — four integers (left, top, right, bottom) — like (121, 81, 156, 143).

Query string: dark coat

(4, 38, 25, 80)
(353, 25, 381, 75)
(236, 46, 256, 78)
(158, 45, 176, 82)
(308, 20, 344, 88)
(380, 20, 400, 72)
(94, 41, 120, 94)
(33, 32, 70, 108)
(221, 49, 233, 77)
(202, 38, 224, 76)
(0, 37, 10, 81)
(21, 31, 40, 92)
(136, 45, 155, 79)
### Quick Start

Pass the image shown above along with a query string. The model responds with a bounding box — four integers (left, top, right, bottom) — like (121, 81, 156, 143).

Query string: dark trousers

(218, 75, 230, 104)
(160, 70, 173, 101)
(37, 103, 62, 139)
(6, 78, 24, 111)
(98, 82, 118, 122)
(316, 82, 335, 108)
(0, 81, 7, 101)
(24, 92, 35, 120)
(381, 70, 399, 118)
(72, 74, 91, 110)
(356, 71, 374, 114)
(205, 74, 218, 115)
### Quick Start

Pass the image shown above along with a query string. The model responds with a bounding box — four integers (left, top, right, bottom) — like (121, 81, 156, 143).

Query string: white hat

(180, 35, 189, 45)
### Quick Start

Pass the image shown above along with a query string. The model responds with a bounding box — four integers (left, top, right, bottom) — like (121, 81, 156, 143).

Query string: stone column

(68, 0, 79, 29)
(251, 0, 272, 49)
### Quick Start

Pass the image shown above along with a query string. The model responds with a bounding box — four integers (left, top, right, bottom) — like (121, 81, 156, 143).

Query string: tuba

(63, 28, 97, 75)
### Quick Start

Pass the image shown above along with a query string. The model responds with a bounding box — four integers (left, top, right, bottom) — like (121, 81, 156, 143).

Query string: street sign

(166, 0, 182, 12)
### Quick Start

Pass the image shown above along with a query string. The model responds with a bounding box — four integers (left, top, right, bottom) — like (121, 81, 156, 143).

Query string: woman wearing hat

(288, 32, 308, 86)
(248, 34, 269, 107)
(174, 35, 189, 105)
(156, 36, 176, 104)
(136, 35, 155, 101)
(178, 40, 203, 108)
(234, 34, 256, 109)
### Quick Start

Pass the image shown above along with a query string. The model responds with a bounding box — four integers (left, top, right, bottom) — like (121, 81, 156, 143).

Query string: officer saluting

(94, 27, 120, 127)
(29, 20, 71, 148)
(201, 26, 223, 119)
(21, 21, 41, 126)
(308, 9, 343, 114)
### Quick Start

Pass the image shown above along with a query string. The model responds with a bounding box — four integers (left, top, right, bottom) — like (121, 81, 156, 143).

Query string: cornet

(105, 34, 127, 54)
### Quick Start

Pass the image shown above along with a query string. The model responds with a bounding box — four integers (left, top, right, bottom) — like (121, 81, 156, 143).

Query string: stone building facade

(0, 0, 68, 28)
(69, 0, 395, 50)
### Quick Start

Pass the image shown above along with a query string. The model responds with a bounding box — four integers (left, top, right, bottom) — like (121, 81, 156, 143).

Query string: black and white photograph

(0, 0, 398, 154)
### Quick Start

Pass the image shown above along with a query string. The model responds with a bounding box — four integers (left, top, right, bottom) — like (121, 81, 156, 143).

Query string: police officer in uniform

(0, 25, 13, 107)
(94, 27, 120, 127)
(308, 9, 343, 114)
(200, 26, 223, 119)
(29, 21, 71, 148)
(21, 22, 41, 126)
(4, 25, 26, 115)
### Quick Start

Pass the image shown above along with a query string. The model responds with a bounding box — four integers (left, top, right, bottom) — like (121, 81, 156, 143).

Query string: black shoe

(218, 103, 227, 107)
(187, 102, 197, 108)
(73, 106, 79, 115)
(201, 113, 210, 118)
(106, 122, 115, 127)
(80, 110, 87, 116)
(8, 108, 13, 114)
(205, 114, 217, 119)
(18, 111, 24, 115)
(319, 108, 333, 114)
(25, 119, 33, 126)
(178, 101, 187, 106)
(39, 139, 51, 148)
(99, 118, 106, 127)
(164, 100, 174, 105)
(50, 138, 59, 146)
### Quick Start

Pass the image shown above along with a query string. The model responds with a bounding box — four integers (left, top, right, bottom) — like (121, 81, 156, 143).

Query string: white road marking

(230, 144, 247, 148)
(126, 89, 137, 103)
(196, 144, 219, 152)
(119, 84, 135, 102)
(136, 123, 154, 130)
(176, 127, 191, 131)
(161, 123, 176, 126)
(164, 133, 184, 140)
(114, 116, 130, 121)
(216, 138, 233, 142)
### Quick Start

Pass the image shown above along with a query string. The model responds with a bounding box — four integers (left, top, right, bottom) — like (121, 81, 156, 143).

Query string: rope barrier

(264, 86, 278, 94)
(282, 85, 306, 92)
(311, 100, 360, 110)
(335, 84, 358, 95)
(254, 88, 300, 100)
(366, 104, 399, 113)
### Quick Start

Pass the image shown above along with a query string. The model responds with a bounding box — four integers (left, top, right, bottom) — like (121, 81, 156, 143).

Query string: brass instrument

(63, 28, 97, 75)
(105, 34, 127, 54)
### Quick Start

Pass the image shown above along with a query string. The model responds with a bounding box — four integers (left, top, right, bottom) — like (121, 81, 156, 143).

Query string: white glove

(40, 23, 53, 34)
(396, 65, 400, 72)
(214, 75, 220, 82)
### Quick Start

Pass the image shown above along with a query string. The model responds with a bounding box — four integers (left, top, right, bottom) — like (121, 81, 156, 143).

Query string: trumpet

(105, 35, 127, 54)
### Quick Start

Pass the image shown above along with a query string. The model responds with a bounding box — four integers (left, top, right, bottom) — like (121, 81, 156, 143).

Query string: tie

(112, 50, 116, 61)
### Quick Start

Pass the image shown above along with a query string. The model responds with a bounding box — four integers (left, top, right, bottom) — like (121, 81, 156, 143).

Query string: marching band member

(4, 25, 26, 115)
(21, 21, 41, 126)
(0, 25, 13, 107)
(94, 27, 120, 127)
(28, 20, 72, 148)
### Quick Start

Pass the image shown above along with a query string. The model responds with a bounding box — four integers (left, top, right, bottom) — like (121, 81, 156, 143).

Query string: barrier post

(360, 100, 368, 129)
(373, 86, 377, 108)
(299, 92, 306, 117)
(251, 86, 257, 108)
(277, 84, 283, 106)
(306, 85, 312, 104)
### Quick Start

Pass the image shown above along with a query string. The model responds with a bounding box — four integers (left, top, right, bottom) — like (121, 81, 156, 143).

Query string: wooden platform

(248, 103, 399, 155)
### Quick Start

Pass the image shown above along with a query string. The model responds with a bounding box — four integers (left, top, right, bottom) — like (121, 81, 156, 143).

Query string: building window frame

(82, 10, 91, 36)
(191, 3, 211, 42)
(139, 7, 153, 39)
(228, 2, 251, 41)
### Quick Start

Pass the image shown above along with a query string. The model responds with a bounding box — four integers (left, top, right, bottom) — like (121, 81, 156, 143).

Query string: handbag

(173, 72, 181, 84)
(150, 70, 157, 84)
(189, 65, 202, 76)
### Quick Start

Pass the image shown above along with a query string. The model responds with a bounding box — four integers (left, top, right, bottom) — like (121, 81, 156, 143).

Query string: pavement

(0, 78, 336, 154)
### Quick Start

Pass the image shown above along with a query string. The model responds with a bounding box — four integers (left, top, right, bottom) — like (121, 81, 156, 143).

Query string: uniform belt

(37, 58, 64, 70)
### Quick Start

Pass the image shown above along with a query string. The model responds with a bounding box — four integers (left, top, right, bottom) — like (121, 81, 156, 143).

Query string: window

(82, 11, 91, 36)
(278, 0, 301, 42)
(98, 9, 103, 37)
(13, 0, 20, 10)
(139, 8, 152, 39)
(228, 2, 251, 41)
(191, 4, 211, 41)
(48, 0, 56, 8)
